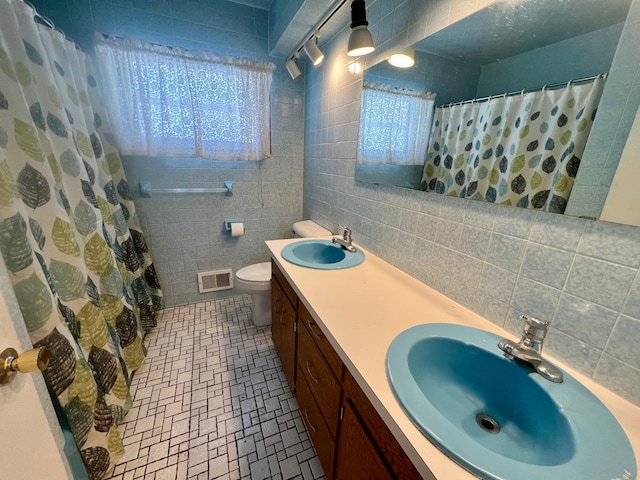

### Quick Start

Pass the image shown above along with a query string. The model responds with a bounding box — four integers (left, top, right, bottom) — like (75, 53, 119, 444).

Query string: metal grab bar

(139, 180, 232, 197)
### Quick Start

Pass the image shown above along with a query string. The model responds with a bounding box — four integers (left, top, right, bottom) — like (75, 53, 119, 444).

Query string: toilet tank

(293, 220, 331, 237)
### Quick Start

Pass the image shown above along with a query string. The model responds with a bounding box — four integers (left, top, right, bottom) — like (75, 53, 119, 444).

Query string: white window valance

(94, 35, 276, 161)
(358, 80, 436, 165)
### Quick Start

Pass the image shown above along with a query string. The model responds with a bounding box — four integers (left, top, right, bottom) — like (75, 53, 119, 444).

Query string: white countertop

(266, 238, 640, 480)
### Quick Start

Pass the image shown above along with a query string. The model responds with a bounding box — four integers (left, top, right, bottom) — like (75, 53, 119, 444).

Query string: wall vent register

(198, 269, 233, 293)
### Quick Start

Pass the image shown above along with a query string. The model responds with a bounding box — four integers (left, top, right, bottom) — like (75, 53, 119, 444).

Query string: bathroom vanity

(271, 259, 420, 479)
(266, 238, 640, 480)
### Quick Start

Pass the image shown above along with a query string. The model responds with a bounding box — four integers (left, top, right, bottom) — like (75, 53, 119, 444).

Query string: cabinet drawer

(298, 323, 342, 437)
(296, 369, 335, 480)
(272, 260, 298, 308)
(299, 303, 344, 380)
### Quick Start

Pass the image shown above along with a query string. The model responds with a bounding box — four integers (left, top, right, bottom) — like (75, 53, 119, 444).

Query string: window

(358, 81, 436, 165)
(94, 36, 275, 161)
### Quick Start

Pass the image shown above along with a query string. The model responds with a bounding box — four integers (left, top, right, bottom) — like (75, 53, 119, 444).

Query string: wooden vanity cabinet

(271, 261, 298, 390)
(271, 260, 423, 480)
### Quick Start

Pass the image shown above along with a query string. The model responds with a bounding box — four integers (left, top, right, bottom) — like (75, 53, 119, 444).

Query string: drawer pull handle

(307, 320, 324, 339)
(304, 408, 317, 432)
(306, 361, 320, 384)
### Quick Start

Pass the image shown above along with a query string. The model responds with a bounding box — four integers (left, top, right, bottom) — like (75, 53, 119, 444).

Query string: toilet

(235, 220, 331, 326)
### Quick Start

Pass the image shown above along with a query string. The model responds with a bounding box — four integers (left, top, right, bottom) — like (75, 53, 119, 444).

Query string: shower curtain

(421, 78, 605, 213)
(0, 1, 163, 478)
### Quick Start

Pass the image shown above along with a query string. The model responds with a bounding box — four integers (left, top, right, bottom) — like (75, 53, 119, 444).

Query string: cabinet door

(335, 402, 394, 480)
(280, 292, 297, 389)
(271, 277, 283, 354)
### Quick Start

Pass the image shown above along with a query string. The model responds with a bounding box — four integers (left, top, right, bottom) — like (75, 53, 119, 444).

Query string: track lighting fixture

(287, 0, 371, 79)
(304, 37, 324, 66)
(347, 0, 375, 57)
(286, 54, 302, 80)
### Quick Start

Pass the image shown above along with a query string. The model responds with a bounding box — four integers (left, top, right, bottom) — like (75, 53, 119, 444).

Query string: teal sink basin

(386, 323, 637, 480)
(281, 239, 365, 269)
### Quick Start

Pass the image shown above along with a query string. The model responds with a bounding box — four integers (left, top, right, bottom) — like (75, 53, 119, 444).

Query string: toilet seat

(235, 262, 271, 291)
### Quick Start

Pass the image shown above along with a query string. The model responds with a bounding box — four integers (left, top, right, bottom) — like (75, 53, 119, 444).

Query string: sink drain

(476, 413, 500, 434)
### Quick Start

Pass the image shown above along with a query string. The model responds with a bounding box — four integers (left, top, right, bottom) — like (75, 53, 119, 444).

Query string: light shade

(347, 0, 374, 57)
(286, 58, 301, 79)
(348, 26, 375, 56)
(388, 47, 415, 68)
(304, 38, 324, 66)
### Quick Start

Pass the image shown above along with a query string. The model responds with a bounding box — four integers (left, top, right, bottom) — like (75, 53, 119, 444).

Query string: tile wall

(303, 0, 640, 406)
(29, 0, 304, 307)
(566, 4, 640, 218)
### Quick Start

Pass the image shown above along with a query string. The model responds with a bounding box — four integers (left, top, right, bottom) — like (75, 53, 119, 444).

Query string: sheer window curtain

(93, 36, 276, 161)
(358, 81, 436, 165)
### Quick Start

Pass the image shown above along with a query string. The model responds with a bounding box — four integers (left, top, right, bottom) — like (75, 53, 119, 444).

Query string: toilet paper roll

(230, 222, 245, 237)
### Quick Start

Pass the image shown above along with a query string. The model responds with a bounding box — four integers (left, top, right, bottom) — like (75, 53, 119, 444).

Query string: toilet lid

(236, 262, 271, 282)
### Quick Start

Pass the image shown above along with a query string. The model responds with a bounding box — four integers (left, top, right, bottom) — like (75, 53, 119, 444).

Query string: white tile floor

(106, 295, 325, 480)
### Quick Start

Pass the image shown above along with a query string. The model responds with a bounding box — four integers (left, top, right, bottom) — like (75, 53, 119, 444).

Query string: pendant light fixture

(347, 0, 375, 57)
(304, 36, 324, 66)
(286, 53, 302, 79)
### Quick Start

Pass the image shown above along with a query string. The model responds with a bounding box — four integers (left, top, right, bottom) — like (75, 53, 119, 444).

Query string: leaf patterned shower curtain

(0, 1, 163, 478)
(421, 77, 605, 213)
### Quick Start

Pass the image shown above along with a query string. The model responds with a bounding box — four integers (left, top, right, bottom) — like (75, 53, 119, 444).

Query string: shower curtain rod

(96, 33, 170, 51)
(437, 73, 606, 109)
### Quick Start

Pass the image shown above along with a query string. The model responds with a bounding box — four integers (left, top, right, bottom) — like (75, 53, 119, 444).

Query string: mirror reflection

(355, 0, 632, 217)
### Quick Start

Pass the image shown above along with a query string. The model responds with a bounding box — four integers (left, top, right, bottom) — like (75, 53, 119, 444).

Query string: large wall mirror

(355, 0, 639, 223)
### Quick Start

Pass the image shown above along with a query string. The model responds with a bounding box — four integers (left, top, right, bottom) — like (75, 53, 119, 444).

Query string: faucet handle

(337, 224, 352, 240)
(519, 315, 550, 351)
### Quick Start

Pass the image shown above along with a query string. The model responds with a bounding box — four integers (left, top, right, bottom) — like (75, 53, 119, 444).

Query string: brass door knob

(0, 346, 51, 385)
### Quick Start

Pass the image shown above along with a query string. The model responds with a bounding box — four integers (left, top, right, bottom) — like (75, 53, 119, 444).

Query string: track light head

(286, 57, 301, 79)
(304, 37, 324, 65)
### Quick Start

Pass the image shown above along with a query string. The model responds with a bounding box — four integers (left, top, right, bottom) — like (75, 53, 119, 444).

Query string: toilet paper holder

(224, 219, 244, 233)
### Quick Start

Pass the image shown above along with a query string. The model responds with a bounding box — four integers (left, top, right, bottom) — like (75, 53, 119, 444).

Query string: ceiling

(226, 0, 272, 11)
(414, 0, 632, 65)
(268, 0, 351, 58)
(263, 0, 632, 62)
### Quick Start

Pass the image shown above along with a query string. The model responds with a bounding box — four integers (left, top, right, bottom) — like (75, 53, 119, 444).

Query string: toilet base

(250, 291, 271, 326)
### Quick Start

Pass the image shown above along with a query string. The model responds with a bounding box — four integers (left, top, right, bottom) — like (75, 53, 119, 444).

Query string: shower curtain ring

(39, 15, 55, 29)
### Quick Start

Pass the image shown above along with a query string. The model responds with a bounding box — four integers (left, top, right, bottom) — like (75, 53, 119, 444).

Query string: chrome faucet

(497, 315, 563, 383)
(332, 224, 357, 252)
